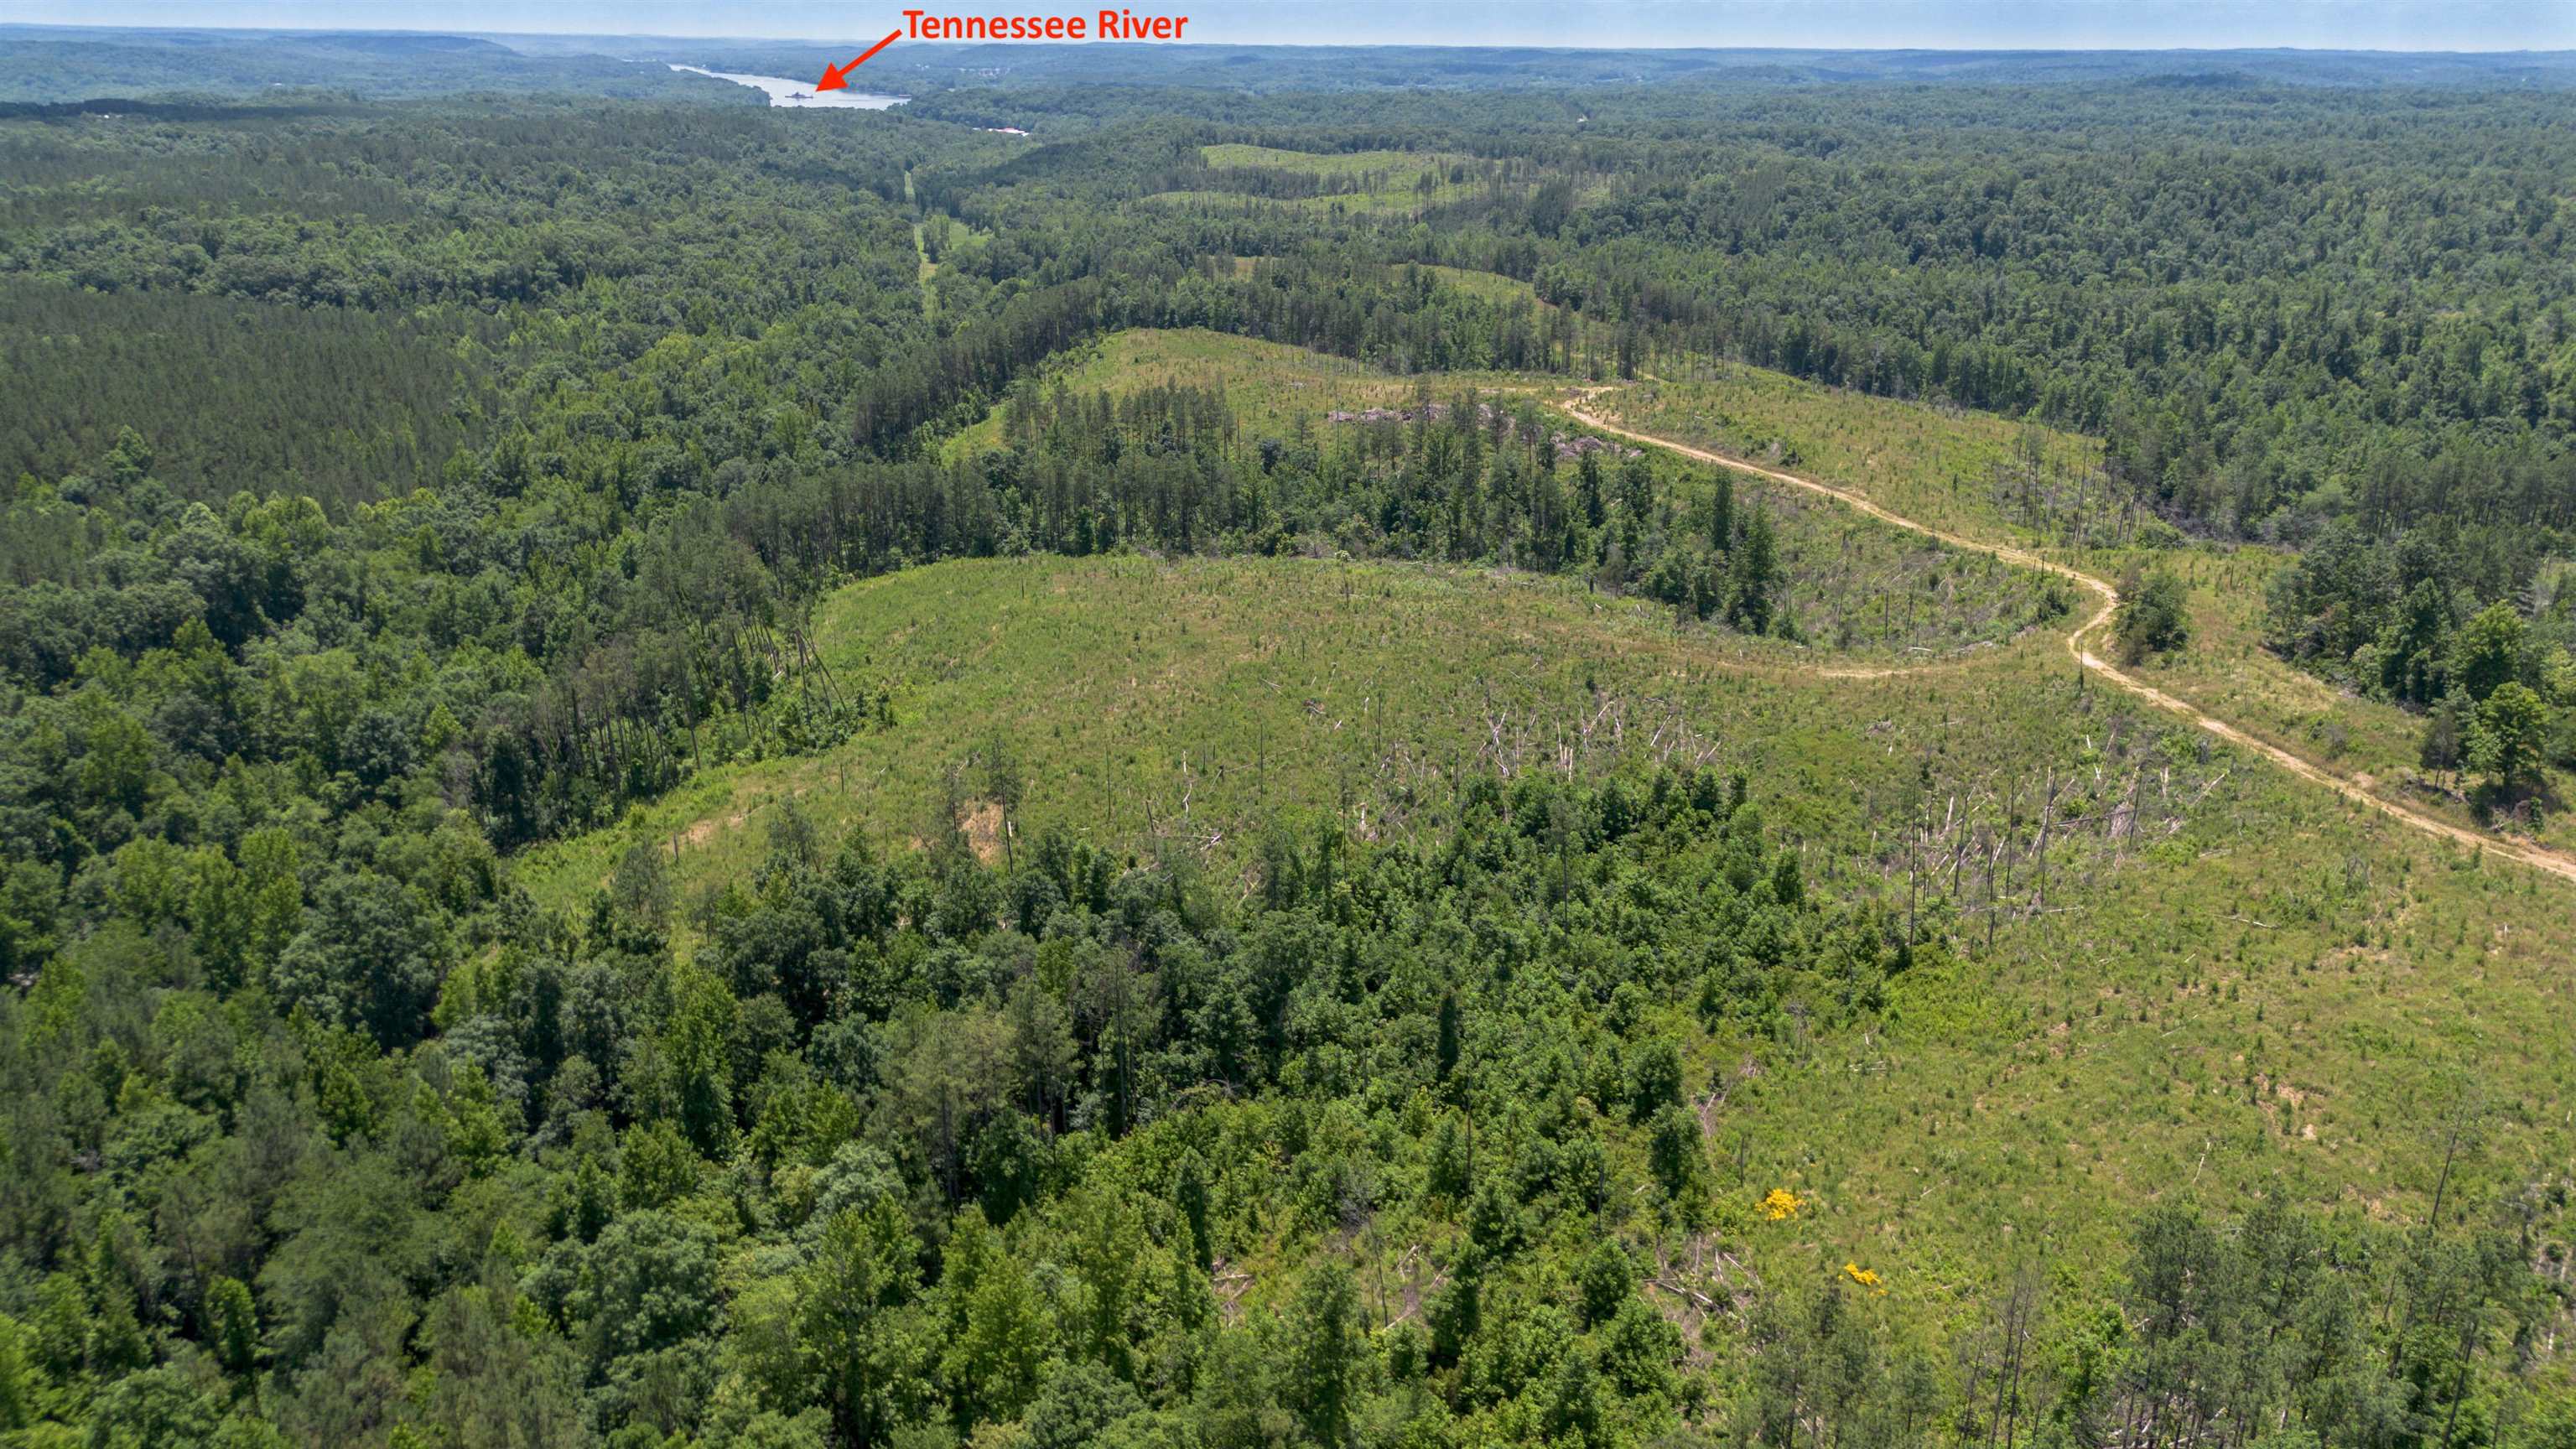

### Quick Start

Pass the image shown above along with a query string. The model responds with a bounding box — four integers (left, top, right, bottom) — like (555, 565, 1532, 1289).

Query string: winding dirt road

(1555, 390, 2576, 886)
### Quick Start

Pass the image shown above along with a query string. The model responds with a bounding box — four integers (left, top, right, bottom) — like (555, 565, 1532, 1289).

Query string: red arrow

(818, 30, 901, 91)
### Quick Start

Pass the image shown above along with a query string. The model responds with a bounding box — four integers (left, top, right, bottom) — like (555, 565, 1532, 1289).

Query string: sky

(8, 0, 2569, 51)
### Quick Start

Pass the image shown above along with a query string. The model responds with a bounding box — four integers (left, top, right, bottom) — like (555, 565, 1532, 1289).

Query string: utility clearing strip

(1555, 388, 2576, 887)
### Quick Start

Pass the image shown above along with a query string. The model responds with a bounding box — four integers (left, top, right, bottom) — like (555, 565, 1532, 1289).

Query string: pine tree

(1435, 992, 1462, 1084)
(1730, 507, 1779, 634)
(1173, 1150, 1214, 1273)
(1647, 1105, 1708, 1213)
(802, 1200, 929, 1448)
(0, 1315, 29, 1432)
(1288, 1266, 1360, 1446)
(208, 1276, 259, 1379)
(1575, 1239, 1633, 1328)
(943, 1247, 1047, 1429)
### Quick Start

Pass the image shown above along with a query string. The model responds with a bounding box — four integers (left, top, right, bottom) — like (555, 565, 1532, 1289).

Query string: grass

(1410, 262, 1555, 308)
(1141, 144, 1498, 215)
(515, 548, 2576, 1318)
(1139, 190, 1467, 216)
(513, 327, 2576, 1319)
(937, 325, 1537, 460)
(1221, 257, 1558, 312)
(913, 214, 990, 315)
(1197, 143, 1470, 175)
(936, 332, 2552, 866)
(2090, 544, 2576, 854)
(1587, 366, 2104, 548)
(1590, 363, 2576, 860)
(936, 328, 2065, 657)
(1758, 486, 2080, 658)
(517, 551, 2028, 911)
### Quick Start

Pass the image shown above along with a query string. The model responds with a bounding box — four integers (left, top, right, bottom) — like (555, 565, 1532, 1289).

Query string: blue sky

(12, 0, 2568, 50)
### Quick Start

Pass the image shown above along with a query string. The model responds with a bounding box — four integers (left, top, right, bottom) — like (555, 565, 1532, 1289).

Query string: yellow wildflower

(1759, 1188, 1807, 1221)
(1842, 1262, 1887, 1295)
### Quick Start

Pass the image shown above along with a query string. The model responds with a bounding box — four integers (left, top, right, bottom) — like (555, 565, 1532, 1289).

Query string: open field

(939, 329, 2069, 655)
(1582, 370, 2576, 861)
(1139, 190, 1474, 215)
(1221, 257, 1564, 311)
(1198, 143, 1479, 176)
(516, 551, 2069, 911)
(936, 327, 1481, 456)
(2090, 544, 2576, 853)
(520, 546, 2576, 1319)
(501, 325, 2576, 1315)
(1587, 367, 2106, 550)
(1410, 262, 1557, 307)
(1141, 143, 1510, 213)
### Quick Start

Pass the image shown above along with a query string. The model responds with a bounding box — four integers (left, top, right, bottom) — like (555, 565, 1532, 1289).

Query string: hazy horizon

(8, 1, 2569, 53)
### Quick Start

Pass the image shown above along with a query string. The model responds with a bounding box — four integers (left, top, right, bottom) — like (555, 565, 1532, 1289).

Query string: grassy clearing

(1139, 189, 1475, 216)
(2092, 545, 2576, 854)
(1198, 143, 1474, 174)
(937, 328, 2065, 655)
(2093, 548, 2425, 777)
(1221, 257, 1556, 311)
(1143, 144, 1494, 214)
(514, 325, 2576, 1305)
(1590, 366, 2576, 859)
(517, 552, 1979, 910)
(935, 336, 2507, 854)
(514, 549, 2575, 1310)
(937, 325, 1537, 459)
(1759, 483, 2080, 657)
(1411, 262, 1554, 307)
(1587, 366, 2103, 548)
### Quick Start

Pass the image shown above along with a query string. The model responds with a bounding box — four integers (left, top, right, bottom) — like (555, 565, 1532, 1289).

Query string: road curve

(1555, 391, 2576, 886)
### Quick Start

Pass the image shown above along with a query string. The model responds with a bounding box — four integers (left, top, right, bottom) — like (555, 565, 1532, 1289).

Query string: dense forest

(3, 28, 2575, 1449)
(3, 763, 2558, 1448)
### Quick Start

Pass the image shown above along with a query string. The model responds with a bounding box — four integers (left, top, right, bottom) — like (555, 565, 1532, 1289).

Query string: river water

(668, 64, 908, 109)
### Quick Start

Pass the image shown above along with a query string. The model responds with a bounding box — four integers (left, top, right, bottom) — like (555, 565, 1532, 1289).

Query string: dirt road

(1555, 391, 2576, 886)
